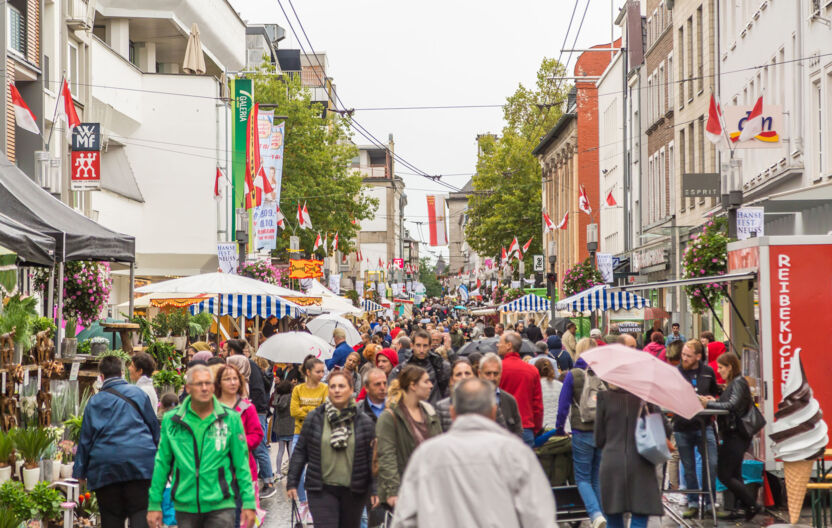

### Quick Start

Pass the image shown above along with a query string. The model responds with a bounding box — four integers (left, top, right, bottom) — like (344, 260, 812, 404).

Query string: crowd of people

(69, 303, 763, 528)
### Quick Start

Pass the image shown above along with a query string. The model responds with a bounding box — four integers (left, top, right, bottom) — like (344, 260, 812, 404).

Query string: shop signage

(723, 104, 783, 149)
(596, 253, 613, 283)
(70, 122, 101, 191)
(736, 207, 765, 240)
(217, 243, 239, 274)
(533, 255, 544, 272)
(288, 258, 323, 279)
(392, 258, 404, 269)
(329, 274, 341, 295)
(71, 123, 100, 150)
(230, 78, 253, 232)
(253, 203, 278, 250)
(682, 173, 720, 198)
(631, 247, 667, 273)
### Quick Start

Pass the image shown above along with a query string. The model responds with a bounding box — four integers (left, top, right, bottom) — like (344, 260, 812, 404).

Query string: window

(7, 5, 25, 55)
(696, 6, 704, 92)
(679, 128, 686, 210)
(815, 81, 823, 175)
(660, 148, 666, 219)
(659, 63, 665, 116)
(647, 75, 653, 123)
(667, 52, 674, 111)
(668, 142, 674, 217)
(688, 122, 695, 208)
(687, 16, 694, 100)
(68, 42, 79, 98)
(678, 26, 685, 108)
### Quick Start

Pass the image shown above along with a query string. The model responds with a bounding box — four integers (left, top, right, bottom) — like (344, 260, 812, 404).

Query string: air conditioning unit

(67, 0, 96, 30)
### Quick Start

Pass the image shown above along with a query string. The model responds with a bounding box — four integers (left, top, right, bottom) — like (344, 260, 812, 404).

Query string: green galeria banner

(230, 78, 253, 235)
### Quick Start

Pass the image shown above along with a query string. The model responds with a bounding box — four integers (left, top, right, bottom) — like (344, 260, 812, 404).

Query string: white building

(597, 45, 626, 256)
(719, 0, 832, 235)
(80, 0, 245, 302)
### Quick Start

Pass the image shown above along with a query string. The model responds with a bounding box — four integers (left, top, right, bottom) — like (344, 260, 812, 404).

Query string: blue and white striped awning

(499, 293, 551, 312)
(556, 285, 650, 312)
(361, 299, 384, 312)
(189, 295, 305, 319)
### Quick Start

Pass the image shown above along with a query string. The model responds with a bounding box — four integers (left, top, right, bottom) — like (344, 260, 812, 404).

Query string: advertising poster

(254, 203, 278, 250)
(217, 243, 239, 274)
(257, 110, 285, 204)
(231, 78, 253, 233)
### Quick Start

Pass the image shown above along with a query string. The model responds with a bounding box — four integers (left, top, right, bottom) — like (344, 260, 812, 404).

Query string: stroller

(535, 434, 590, 527)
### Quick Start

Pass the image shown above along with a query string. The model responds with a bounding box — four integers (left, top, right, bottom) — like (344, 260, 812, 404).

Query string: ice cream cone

(784, 459, 814, 524)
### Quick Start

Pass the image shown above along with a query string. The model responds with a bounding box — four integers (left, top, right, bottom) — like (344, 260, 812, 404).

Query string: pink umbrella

(581, 344, 703, 419)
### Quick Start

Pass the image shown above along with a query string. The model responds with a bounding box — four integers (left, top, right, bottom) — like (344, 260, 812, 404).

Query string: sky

(234, 0, 618, 263)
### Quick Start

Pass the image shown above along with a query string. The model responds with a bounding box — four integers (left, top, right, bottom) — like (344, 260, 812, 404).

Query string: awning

(0, 155, 135, 262)
(100, 147, 144, 202)
(361, 299, 384, 312)
(556, 285, 650, 312)
(0, 211, 56, 265)
(615, 272, 757, 291)
(189, 294, 305, 319)
(499, 293, 550, 312)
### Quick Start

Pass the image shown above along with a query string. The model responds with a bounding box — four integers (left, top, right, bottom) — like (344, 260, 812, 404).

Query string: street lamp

(587, 223, 598, 260)
(235, 208, 248, 266)
(548, 241, 557, 327)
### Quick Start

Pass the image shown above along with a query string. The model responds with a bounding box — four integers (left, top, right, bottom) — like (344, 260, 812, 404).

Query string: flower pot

(60, 463, 73, 479)
(22, 466, 40, 490)
(15, 458, 23, 478)
(61, 338, 78, 358)
(13, 342, 24, 364)
(90, 342, 108, 356)
(0, 465, 11, 484)
(171, 336, 187, 351)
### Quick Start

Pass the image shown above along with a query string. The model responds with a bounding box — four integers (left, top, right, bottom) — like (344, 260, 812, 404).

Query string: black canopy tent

(0, 211, 56, 266)
(0, 156, 136, 342)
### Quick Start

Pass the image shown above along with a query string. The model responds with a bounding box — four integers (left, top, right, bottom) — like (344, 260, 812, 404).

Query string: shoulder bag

(738, 379, 766, 438)
(635, 401, 671, 465)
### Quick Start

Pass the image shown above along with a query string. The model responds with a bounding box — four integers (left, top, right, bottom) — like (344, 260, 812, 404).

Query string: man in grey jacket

(392, 378, 556, 528)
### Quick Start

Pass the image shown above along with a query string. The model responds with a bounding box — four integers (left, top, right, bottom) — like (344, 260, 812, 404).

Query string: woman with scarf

(287, 370, 377, 528)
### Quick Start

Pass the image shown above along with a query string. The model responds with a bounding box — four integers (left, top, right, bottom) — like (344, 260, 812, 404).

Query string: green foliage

(682, 216, 729, 313)
(562, 258, 604, 296)
(126, 313, 154, 344)
(28, 481, 63, 521)
(152, 312, 171, 337)
(343, 289, 359, 307)
(31, 317, 57, 338)
(249, 65, 378, 256)
(0, 431, 14, 466)
(152, 370, 185, 392)
(0, 481, 36, 523)
(418, 258, 443, 298)
(466, 58, 568, 258)
(0, 294, 38, 348)
(63, 415, 83, 444)
(167, 309, 190, 337)
(147, 340, 180, 371)
(77, 339, 91, 355)
(188, 312, 213, 338)
(0, 508, 25, 528)
(11, 427, 55, 467)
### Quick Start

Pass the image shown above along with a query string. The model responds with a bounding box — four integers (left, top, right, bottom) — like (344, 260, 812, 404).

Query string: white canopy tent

(305, 279, 363, 316)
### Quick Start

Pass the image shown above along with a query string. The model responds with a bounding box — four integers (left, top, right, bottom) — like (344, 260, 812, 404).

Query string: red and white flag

(301, 202, 312, 229)
(522, 236, 533, 253)
(556, 212, 569, 230)
(9, 83, 39, 134)
(378, 257, 383, 268)
(739, 95, 764, 143)
(257, 165, 274, 194)
(578, 185, 592, 216)
(214, 167, 223, 201)
(705, 94, 727, 145)
(332, 232, 338, 252)
(605, 189, 617, 207)
(501, 247, 507, 261)
(507, 236, 519, 257)
(543, 211, 556, 232)
(313, 232, 322, 251)
(297, 203, 305, 228)
(56, 79, 81, 140)
(426, 195, 448, 246)
(276, 207, 285, 229)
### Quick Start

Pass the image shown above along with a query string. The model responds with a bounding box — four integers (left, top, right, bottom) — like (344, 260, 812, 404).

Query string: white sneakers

(591, 515, 607, 528)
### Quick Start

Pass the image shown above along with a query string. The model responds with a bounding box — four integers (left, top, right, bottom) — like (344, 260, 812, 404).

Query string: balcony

(66, 0, 94, 30)
(357, 166, 388, 179)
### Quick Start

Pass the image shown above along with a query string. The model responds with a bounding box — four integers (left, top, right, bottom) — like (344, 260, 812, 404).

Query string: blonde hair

(575, 337, 597, 357)
(434, 346, 448, 361)
(387, 378, 403, 406)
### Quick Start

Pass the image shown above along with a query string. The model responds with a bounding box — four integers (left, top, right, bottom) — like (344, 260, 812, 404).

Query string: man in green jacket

(147, 365, 256, 528)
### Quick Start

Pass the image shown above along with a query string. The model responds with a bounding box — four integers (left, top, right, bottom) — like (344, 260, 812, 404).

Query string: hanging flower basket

(238, 260, 284, 286)
(682, 216, 729, 313)
(562, 258, 603, 296)
(31, 262, 112, 326)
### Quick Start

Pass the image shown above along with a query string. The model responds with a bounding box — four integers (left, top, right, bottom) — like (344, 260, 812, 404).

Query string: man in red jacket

(497, 331, 543, 447)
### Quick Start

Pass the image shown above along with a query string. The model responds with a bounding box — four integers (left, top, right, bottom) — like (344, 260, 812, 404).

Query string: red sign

(728, 246, 760, 272)
(768, 244, 832, 422)
(70, 150, 101, 191)
(392, 258, 404, 269)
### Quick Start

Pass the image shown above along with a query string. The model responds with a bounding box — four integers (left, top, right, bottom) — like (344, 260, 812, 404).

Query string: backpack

(575, 368, 607, 423)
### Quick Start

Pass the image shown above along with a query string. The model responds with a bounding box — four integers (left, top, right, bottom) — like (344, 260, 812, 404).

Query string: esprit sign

(723, 105, 783, 149)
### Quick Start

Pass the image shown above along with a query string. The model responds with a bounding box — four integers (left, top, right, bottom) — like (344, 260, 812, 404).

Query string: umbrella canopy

(457, 337, 499, 356)
(520, 339, 537, 354)
(549, 317, 571, 335)
(307, 314, 362, 346)
(183, 23, 206, 74)
(256, 332, 333, 364)
(0, 211, 55, 265)
(581, 344, 702, 420)
(136, 272, 301, 297)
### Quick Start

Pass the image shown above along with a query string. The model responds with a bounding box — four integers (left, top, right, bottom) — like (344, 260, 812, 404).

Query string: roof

(0, 211, 55, 266)
(531, 112, 576, 156)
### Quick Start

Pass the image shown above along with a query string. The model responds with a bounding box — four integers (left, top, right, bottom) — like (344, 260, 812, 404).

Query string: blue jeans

(675, 427, 717, 507)
(291, 434, 307, 502)
(607, 513, 648, 528)
(571, 429, 603, 520)
(255, 413, 274, 484)
(522, 428, 535, 448)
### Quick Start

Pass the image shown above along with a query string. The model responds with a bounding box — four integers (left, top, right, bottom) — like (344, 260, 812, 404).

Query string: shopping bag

(290, 500, 303, 528)
(635, 401, 671, 465)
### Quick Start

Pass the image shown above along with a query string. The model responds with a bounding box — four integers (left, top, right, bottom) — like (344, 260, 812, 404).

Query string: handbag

(739, 395, 766, 438)
(290, 500, 304, 528)
(635, 401, 671, 465)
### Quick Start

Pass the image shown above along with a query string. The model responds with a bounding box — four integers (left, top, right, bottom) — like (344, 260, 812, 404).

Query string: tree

(418, 258, 443, 298)
(466, 58, 568, 261)
(251, 66, 378, 257)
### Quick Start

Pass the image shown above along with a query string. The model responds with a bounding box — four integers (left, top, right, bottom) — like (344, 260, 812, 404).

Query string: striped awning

(361, 299, 384, 312)
(189, 294, 305, 319)
(499, 293, 550, 312)
(556, 285, 650, 312)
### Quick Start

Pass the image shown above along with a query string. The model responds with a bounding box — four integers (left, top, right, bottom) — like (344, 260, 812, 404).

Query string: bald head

(617, 334, 637, 348)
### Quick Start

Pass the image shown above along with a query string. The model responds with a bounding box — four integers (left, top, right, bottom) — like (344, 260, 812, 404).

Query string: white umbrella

(306, 313, 362, 346)
(183, 23, 206, 74)
(136, 272, 302, 297)
(256, 332, 333, 364)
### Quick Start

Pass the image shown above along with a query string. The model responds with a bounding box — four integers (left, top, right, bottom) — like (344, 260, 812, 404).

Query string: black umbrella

(520, 339, 538, 355)
(457, 337, 499, 356)
(549, 317, 571, 335)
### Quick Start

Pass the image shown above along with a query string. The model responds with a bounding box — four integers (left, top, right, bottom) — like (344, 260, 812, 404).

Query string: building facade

(447, 178, 479, 276)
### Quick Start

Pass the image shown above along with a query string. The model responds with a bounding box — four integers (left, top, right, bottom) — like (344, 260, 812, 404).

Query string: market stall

(498, 293, 552, 328)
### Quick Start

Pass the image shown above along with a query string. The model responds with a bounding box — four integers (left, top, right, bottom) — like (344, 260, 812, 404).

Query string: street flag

(705, 94, 725, 145)
(301, 202, 313, 229)
(275, 207, 285, 229)
(332, 232, 338, 252)
(245, 103, 261, 210)
(579, 185, 592, 216)
(257, 164, 274, 194)
(9, 83, 39, 134)
(296, 203, 304, 228)
(522, 236, 533, 253)
(56, 79, 80, 140)
(606, 189, 617, 207)
(426, 195, 449, 246)
(543, 211, 556, 232)
(313, 232, 322, 251)
(244, 179, 262, 209)
(501, 247, 507, 261)
(556, 212, 569, 230)
(508, 236, 519, 257)
(214, 167, 223, 201)
(378, 257, 383, 268)
(739, 95, 764, 143)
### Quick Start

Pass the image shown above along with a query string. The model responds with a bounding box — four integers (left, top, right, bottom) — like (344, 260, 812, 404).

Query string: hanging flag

(301, 202, 313, 229)
(276, 207, 286, 229)
(332, 232, 338, 252)
(578, 185, 592, 216)
(426, 195, 449, 246)
(605, 189, 617, 207)
(56, 79, 81, 140)
(297, 203, 305, 228)
(378, 257, 383, 268)
(521, 236, 533, 254)
(556, 211, 569, 230)
(323, 233, 328, 253)
(244, 176, 262, 209)
(508, 236, 519, 257)
(257, 164, 274, 194)
(739, 95, 764, 143)
(214, 168, 223, 201)
(543, 211, 556, 232)
(313, 232, 322, 251)
(705, 94, 726, 145)
(244, 103, 261, 211)
(9, 83, 39, 135)
(501, 247, 507, 261)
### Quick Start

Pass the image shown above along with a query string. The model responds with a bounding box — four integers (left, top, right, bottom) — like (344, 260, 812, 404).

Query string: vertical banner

(230, 78, 253, 234)
(329, 274, 341, 295)
(736, 207, 765, 240)
(217, 243, 239, 274)
(254, 204, 277, 250)
(356, 280, 364, 297)
(596, 253, 613, 283)
(426, 195, 448, 246)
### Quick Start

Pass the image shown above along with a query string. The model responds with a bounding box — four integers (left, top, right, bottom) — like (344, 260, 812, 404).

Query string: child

(273, 380, 295, 478)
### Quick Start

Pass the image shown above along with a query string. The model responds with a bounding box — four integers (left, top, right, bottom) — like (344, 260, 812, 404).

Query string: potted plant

(62, 316, 78, 358)
(0, 481, 34, 525)
(88, 337, 109, 356)
(153, 312, 172, 342)
(0, 432, 13, 484)
(188, 312, 213, 341)
(152, 370, 185, 395)
(0, 294, 38, 363)
(57, 440, 75, 479)
(29, 481, 63, 525)
(11, 427, 54, 490)
(167, 309, 190, 351)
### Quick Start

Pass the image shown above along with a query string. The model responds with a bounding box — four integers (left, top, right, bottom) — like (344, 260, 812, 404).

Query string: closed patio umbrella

(183, 23, 206, 74)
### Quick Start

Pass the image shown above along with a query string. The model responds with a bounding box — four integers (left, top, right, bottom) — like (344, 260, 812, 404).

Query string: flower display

(682, 216, 729, 313)
(32, 262, 112, 326)
(562, 258, 604, 296)
(238, 260, 284, 286)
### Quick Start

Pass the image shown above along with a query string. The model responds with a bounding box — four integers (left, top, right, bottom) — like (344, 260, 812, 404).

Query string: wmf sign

(70, 123, 101, 191)
(71, 123, 101, 151)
